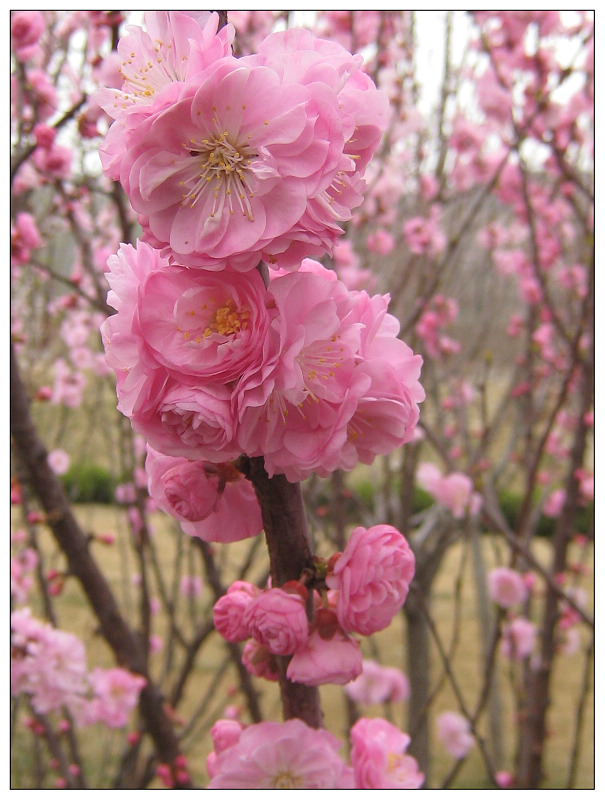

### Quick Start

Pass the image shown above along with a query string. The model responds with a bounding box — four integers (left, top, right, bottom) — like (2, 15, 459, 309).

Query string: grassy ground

(11, 503, 594, 789)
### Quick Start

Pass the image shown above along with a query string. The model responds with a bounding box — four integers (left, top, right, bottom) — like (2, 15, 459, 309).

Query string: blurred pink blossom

(47, 449, 71, 476)
(11, 11, 45, 61)
(487, 567, 528, 609)
(436, 711, 475, 759)
(345, 659, 410, 705)
(88, 667, 146, 728)
(417, 463, 481, 519)
(500, 617, 537, 661)
(543, 488, 566, 518)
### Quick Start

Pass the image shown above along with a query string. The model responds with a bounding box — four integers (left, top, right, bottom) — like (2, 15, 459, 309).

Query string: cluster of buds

(213, 524, 415, 686)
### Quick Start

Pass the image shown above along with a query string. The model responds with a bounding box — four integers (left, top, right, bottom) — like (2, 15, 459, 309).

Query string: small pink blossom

(436, 711, 475, 759)
(213, 581, 261, 643)
(543, 488, 566, 518)
(47, 449, 71, 476)
(241, 639, 280, 682)
(147, 449, 263, 543)
(366, 228, 395, 255)
(88, 667, 146, 728)
(11, 212, 40, 266)
(403, 209, 445, 257)
(243, 587, 309, 656)
(495, 770, 515, 788)
(417, 463, 480, 519)
(11, 11, 45, 61)
(487, 567, 528, 609)
(211, 718, 244, 752)
(345, 660, 410, 705)
(500, 617, 537, 661)
(208, 718, 354, 788)
(350, 717, 424, 789)
(286, 611, 362, 686)
(326, 524, 415, 636)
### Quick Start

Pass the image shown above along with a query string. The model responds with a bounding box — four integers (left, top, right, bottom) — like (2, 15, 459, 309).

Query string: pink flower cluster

(99, 13, 390, 272)
(11, 608, 146, 727)
(213, 525, 415, 687)
(98, 11, 423, 513)
(205, 716, 423, 789)
(102, 245, 423, 482)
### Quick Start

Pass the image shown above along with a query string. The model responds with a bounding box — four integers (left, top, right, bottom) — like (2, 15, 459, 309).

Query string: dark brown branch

(10, 343, 191, 787)
(238, 455, 323, 728)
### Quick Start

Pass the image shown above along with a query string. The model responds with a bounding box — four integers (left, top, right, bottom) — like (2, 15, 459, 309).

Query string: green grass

(11, 504, 594, 789)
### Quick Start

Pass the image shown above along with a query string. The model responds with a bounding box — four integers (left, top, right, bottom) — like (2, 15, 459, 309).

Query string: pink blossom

(116, 58, 337, 270)
(487, 567, 528, 609)
(243, 587, 309, 656)
(97, 12, 234, 122)
(11, 609, 89, 716)
(286, 617, 362, 686)
(436, 711, 475, 759)
(210, 719, 244, 754)
(208, 718, 354, 788)
(338, 290, 424, 467)
(98, 13, 235, 180)
(11, 212, 40, 266)
(101, 240, 275, 427)
(33, 142, 72, 180)
(366, 228, 395, 255)
(326, 525, 415, 636)
(559, 626, 581, 656)
(345, 659, 410, 705)
(146, 448, 263, 543)
(236, 263, 366, 479)
(108, 24, 388, 271)
(495, 771, 515, 788)
(88, 667, 146, 728)
(115, 482, 136, 504)
(11, 11, 45, 61)
(350, 717, 424, 789)
(213, 581, 261, 642)
(543, 488, 566, 518)
(500, 617, 537, 661)
(47, 449, 70, 476)
(51, 359, 86, 409)
(403, 208, 445, 257)
(241, 639, 280, 682)
(131, 377, 242, 463)
(244, 28, 390, 269)
(417, 463, 480, 519)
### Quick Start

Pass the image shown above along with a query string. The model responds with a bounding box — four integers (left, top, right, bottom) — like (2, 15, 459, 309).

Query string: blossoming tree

(11, 10, 593, 790)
